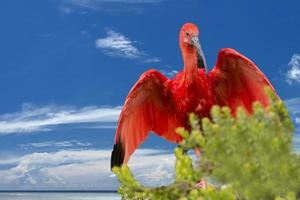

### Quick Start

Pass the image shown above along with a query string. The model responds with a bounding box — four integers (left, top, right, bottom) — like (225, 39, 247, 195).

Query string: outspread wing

(111, 70, 182, 169)
(209, 48, 277, 113)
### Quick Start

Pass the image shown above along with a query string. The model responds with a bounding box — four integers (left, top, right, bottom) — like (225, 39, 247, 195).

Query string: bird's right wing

(111, 70, 182, 169)
(209, 48, 278, 113)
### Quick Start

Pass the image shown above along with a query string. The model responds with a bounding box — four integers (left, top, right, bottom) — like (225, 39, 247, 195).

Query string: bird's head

(180, 23, 208, 74)
(180, 23, 199, 45)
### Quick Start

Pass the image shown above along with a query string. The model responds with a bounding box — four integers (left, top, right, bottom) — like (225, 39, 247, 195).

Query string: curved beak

(190, 36, 208, 74)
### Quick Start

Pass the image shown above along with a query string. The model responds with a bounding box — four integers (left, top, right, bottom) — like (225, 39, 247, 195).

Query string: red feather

(210, 48, 276, 113)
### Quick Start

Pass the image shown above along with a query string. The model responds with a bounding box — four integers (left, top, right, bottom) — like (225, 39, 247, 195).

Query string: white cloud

(284, 97, 300, 135)
(0, 150, 110, 190)
(95, 30, 142, 59)
(0, 149, 175, 190)
(273, 98, 300, 154)
(95, 30, 160, 62)
(144, 57, 162, 63)
(293, 130, 300, 153)
(286, 54, 300, 84)
(19, 140, 93, 149)
(285, 97, 300, 114)
(137, 162, 173, 183)
(296, 117, 300, 124)
(0, 104, 121, 134)
(161, 69, 178, 78)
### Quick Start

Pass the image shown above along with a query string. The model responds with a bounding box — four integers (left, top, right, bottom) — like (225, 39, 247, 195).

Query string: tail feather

(110, 141, 125, 170)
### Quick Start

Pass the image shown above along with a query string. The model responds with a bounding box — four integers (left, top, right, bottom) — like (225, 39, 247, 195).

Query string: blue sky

(0, 0, 300, 190)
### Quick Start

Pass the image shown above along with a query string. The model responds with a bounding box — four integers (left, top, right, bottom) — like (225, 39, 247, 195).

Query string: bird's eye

(186, 32, 189, 36)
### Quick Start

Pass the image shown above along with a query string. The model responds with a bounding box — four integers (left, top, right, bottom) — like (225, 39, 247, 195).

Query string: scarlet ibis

(111, 23, 277, 169)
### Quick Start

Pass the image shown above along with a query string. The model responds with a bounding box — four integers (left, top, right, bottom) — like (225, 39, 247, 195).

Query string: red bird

(111, 23, 276, 168)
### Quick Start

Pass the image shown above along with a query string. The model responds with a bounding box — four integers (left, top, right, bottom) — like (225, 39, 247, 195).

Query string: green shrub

(113, 89, 300, 200)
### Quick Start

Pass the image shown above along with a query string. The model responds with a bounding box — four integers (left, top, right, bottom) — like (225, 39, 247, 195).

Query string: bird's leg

(194, 148, 209, 189)
(194, 148, 201, 157)
(196, 179, 207, 189)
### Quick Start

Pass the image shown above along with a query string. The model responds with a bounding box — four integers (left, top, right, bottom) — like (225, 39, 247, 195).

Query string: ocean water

(0, 192, 120, 200)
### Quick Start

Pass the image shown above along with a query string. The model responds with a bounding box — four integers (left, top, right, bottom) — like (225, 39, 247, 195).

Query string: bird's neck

(182, 46, 198, 84)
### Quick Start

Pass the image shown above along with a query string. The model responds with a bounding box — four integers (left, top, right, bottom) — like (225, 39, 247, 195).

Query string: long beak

(191, 36, 208, 74)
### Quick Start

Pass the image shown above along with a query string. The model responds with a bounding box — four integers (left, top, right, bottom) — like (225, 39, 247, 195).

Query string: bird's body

(170, 69, 214, 119)
(111, 23, 277, 168)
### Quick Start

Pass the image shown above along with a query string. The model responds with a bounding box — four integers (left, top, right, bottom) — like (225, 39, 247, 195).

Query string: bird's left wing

(111, 70, 182, 169)
(209, 48, 277, 113)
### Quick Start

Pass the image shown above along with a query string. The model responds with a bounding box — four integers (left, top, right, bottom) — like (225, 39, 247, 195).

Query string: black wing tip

(110, 141, 125, 171)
